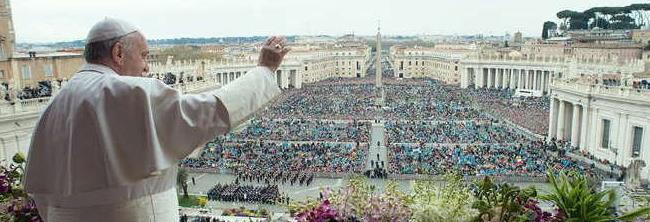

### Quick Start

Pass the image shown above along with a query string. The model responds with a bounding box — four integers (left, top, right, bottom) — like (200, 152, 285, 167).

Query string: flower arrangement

(0, 153, 42, 222)
(221, 207, 269, 218)
(292, 175, 411, 222)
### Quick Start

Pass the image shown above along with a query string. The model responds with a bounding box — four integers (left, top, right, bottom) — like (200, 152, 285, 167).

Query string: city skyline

(12, 0, 650, 43)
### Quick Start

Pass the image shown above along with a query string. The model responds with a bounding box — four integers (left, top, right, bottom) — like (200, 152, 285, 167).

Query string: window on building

(632, 126, 643, 158)
(21, 65, 32, 80)
(44, 64, 54, 77)
(601, 119, 611, 149)
(0, 70, 4, 79)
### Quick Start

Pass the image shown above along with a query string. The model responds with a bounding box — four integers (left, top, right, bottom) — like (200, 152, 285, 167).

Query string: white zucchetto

(86, 17, 139, 44)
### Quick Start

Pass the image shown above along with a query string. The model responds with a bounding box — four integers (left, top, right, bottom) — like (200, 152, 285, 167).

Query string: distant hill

(17, 36, 299, 51)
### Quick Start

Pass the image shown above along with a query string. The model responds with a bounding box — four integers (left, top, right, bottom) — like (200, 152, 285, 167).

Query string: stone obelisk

(375, 25, 382, 88)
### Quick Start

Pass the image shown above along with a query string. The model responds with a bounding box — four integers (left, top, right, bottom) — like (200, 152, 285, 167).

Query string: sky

(11, 0, 650, 43)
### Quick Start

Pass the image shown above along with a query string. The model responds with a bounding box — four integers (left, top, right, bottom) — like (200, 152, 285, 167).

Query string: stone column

(496, 69, 502, 89)
(541, 71, 547, 94)
(517, 69, 524, 89)
(493, 69, 498, 88)
(535, 70, 544, 91)
(508, 69, 517, 90)
(548, 97, 558, 140)
(461, 67, 469, 89)
(502, 69, 508, 89)
(487, 68, 494, 88)
(474, 68, 481, 89)
(531, 71, 536, 91)
(499, 69, 504, 89)
(523, 70, 528, 89)
(544, 71, 551, 93)
(557, 100, 566, 140)
(533, 70, 538, 91)
(571, 104, 581, 147)
(580, 105, 589, 150)
(517, 70, 521, 89)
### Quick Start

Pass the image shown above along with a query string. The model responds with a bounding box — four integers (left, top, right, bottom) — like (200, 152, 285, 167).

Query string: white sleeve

(105, 66, 280, 182)
(211, 66, 281, 128)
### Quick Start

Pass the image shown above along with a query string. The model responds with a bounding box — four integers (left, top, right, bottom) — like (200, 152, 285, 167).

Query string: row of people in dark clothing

(207, 183, 281, 204)
(235, 169, 314, 186)
(179, 215, 226, 222)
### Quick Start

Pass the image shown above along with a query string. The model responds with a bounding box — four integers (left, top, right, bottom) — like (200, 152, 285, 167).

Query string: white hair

(84, 32, 140, 63)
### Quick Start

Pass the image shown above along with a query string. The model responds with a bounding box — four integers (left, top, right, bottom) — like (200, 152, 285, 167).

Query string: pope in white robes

(23, 18, 290, 222)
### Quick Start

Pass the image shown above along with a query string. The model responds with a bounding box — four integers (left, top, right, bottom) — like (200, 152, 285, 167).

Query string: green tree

(590, 18, 610, 29)
(177, 167, 189, 198)
(557, 10, 577, 31)
(610, 14, 639, 29)
(628, 4, 650, 28)
(542, 21, 557, 39)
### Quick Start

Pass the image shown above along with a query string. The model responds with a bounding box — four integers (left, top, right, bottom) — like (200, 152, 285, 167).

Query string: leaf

(617, 207, 650, 221)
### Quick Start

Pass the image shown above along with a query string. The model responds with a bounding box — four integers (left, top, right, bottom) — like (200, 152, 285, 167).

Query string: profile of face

(113, 33, 150, 77)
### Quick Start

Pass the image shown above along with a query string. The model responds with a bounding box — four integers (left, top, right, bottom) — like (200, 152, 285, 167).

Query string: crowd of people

(234, 119, 369, 142)
(465, 88, 549, 135)
(235, 168, 314, 186)
(383, 84, 488, 121)
(207, 183, 282, 204)
(386, 120, 528, 144)
(180, 138, 225, 169)
(179, 215, 227, 222)
(258, 84, 376, 120)
(176, 75, 617, 207)
(388, 140, 605, 178)
(219, 141, 367, 173)
(182, 140, 367, 174)
(1, 80, 60, 102)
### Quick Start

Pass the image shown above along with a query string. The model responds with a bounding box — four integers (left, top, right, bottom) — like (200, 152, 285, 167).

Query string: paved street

(185, 172, 552, 213)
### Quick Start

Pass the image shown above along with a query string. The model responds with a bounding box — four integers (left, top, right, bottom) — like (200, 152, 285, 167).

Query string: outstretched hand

(258, 36, 291, 72)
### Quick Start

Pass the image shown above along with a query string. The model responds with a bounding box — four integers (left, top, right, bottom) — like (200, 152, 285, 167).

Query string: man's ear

(112, 42, 125, 66)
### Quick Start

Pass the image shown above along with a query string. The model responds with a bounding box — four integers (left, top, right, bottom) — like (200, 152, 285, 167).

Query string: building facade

(389, 44, 473, 84)
(549, 79, 650, 179)
(0, 0, 84, 92)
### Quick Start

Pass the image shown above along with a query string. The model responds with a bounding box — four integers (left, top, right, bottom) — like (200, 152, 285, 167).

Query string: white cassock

(24, 63, 281, 222)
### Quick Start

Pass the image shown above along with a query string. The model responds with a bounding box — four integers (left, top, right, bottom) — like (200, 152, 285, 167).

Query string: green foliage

(177, 167, 189, 198)
(471, 176, 537, 222)
(178, 195, 203, 208)
(1, 154, 41, 221)
(556, 4, 650, 31)
(541, 171, 615, 221)
(589, 18, 610, 29)
(410, 172, 478, 222)
(12, 153, 25, 164)
(541, 171, 650, 222)
(542, 21, 558, 39)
